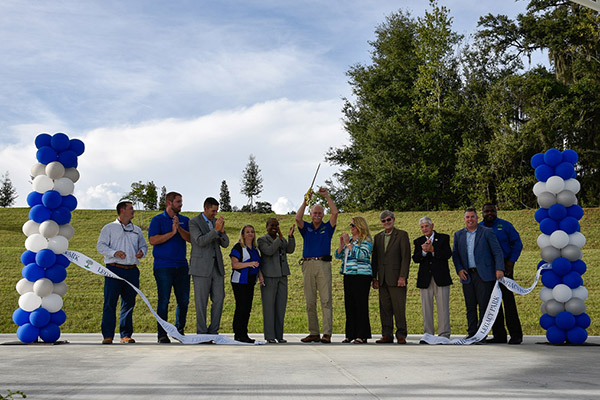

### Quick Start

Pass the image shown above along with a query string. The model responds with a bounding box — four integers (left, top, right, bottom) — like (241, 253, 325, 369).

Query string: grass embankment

(1, 208, 598, 337)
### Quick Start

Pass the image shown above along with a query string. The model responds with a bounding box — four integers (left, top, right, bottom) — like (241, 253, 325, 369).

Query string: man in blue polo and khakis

(148, 191, 191, 343)
(295, 187, 338, 343)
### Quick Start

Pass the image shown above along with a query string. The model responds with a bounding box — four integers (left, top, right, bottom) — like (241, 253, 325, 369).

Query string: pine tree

(240, 154, 263, 211)
(0, 171, 18, 207)
(158, 186, 167, 210)
(219, 180, 232, 212)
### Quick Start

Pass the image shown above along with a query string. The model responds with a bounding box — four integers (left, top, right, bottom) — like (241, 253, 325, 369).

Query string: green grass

(1, 208, 598, 336)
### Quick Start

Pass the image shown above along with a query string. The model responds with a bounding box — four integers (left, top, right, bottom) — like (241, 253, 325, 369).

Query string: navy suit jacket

(452, 226, 504, 282)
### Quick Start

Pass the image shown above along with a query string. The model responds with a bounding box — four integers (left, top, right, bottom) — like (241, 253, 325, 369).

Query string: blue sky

(0, 0, 537, 212)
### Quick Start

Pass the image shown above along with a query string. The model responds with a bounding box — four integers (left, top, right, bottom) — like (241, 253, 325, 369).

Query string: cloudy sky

(0, 0, 537, 213)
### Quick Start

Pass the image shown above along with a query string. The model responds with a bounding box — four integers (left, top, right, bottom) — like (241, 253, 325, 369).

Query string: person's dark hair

(204, 197, 219, 209)
(464, 207, 477, 217)
(482, 203, 496, 211)
(266, 217, 278, 228)
(166, 191, 182, 204)
(116, 201, 132, 215)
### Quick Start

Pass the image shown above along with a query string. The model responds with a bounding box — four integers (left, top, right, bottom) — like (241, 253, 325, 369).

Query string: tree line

(326, 0, 599, 211)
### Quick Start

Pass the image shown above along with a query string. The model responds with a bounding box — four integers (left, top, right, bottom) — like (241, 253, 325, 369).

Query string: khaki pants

(302, 260, 332, 336)
(420, 277, 451, 338)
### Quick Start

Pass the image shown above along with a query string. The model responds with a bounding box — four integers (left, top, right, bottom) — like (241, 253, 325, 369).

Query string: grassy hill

(1, 207, 598, 337)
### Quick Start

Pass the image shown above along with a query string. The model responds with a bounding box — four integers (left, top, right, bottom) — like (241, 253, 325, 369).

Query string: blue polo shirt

(479, 218, 523, 263)
(298, 220, 335, 258)
(148, 211, 190, 269)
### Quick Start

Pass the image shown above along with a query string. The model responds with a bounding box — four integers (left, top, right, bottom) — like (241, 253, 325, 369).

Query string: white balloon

(533, 181, 547, 196)
(541, 246, 561, 263)
(53, 177, 74, 196)
(563, 178, 580, 195)
(30, 162, 46, 178)
(32, 175, 54, 193)
(552, 284, 572, 303)
(16, 278, 34, 295)
(545, 299, 565, 317)
(568, 232, 586, 248)
(537, 234, 552, 249)
(53, 281, 68, 296)
(561, 245, 583, 262)
(45, 161, 65, 180)
(25, 233, 48, 252)
(545, 176, 565, 194)
(39, 220, 60, 238)
(58, 224, 75, 240)
(556, 190, 577, 207)
(537, 192, 557, 208)
(63, 167, 80, 183)
(571, 286, 588, 301)
(19, 292, 42, 312)
(33, 278, 54, 297)
(41, 293, 64, 313)
(539, 287, 554, 302)
(549, 230, 569, 249)
(48, 235, 69, 254)
(22, 220, 40, 237)
(565, 298, 586, 315)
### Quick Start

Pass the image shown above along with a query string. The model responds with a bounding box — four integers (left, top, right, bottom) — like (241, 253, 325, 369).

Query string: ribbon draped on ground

(421, 263, 551, 345)
(65, 250, 262, 345)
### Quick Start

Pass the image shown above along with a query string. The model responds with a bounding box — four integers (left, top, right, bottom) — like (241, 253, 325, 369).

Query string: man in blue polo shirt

(148, 191, 191, 343)
(295, 187, 338, 343)
(480, 203, 524, 344)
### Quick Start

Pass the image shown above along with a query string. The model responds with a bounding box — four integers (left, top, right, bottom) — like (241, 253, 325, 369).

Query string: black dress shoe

(508, 337, 523, 345)
(277, 339, 287, 343)
(158, 336, 171, 343)
(486, 337, 507, 344)
(236, 337, 255, 343)
(266, 339, 277, 344)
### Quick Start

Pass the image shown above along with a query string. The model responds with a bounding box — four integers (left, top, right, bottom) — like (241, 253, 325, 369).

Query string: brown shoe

(300, 334, 321, 343)
(120, 337, 136, 344)
(320, 334, 332, 343)
(376, 336, 394, 344)
(397, 337, 407, 344)
(102, 338, 113, 345)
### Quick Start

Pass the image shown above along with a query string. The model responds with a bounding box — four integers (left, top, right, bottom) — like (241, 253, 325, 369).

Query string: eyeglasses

(380, 218, 393, 223)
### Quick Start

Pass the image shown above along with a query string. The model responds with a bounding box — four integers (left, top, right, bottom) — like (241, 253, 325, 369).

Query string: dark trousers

(462, 268, 495, 337)
(344, 274, 372, 341)
(231, 275, 257, 339)
(379, 284, 407, 339)
(102, 265, 139, 339)
(493, 272, 522, 340)
(154, 265, 190, 338)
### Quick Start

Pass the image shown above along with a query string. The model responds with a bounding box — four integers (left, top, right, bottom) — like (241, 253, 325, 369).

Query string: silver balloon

(22, 220, 40, 237)
(30, 162, 46, 178)
(545, 176, 565, 194)
(33, 278, 54, 297)
(541, 246, 561, 263)
(561, 245, 583, 262)
(556, 190, 577, 207)
(533, 181, 547, 196)
(53, 281, 68, 296)
(539, 287, 554, 302)
(552, 284, 573, 303)
(540, 302, 547, 314)
(537, 192, 557, 208)
(45, 161, 65, 180)
(571, 286, 588, 301)
(563, 178, 580, 195)
(58, 224, 75, 240)
(545, 299, 565, 317)
(565, 298, 586, 315)
(549, 230, 569, 249)
(63, 167, 80, 183)
(39, 220, 60, 238)
(568, 232, 586, 248)
(16, 278, 34, 295)
(537, 233, 552, 249)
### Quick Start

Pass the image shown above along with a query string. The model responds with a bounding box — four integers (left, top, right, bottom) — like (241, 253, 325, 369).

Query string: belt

(302, 257, 325, 261)
(469, 267, 478, 272)
(107, 263, 137, 269)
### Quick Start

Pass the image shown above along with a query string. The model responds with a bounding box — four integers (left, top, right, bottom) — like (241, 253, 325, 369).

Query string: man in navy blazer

(452, 208, 504, 338)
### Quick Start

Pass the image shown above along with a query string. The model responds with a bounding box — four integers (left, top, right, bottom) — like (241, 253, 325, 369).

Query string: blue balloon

(541, 270, 561, 288)
(562, 149, 578, 164)
(42, 190, 63, 209)
(539, 313, 555, 330)
(546, 326, 566, 344)
(567, 205, 584, 220)
(535, 165, 554, 182)
(55, 254, 70, 268)
(548, 204, 567, 221)
(530, 153, 545, 168)
(30, 204, 52, 223)
(45, 265, 67, 283)
(51, 309, 67, 326)
(534, 208, 549, 223)
(21, 250, 36, 266)
(544, 148, 563, 167)
(576, 313, 591, 329)
(555, 162, 574, 180)
(539, 218, 558, 235)
(35, 249, 57, 269)
(17, 323, 40, 343)
(61, 195, 78, 211)
(571, 170, 577, 179)
(29, 308, 51, 328)
(551, 257, 571, 276)
(68, 138, 85, 156)
(36, 146, 58, 164)
(12, 308, 31, 326)
(35, 133, 52, 149)
(58, 150, 78, 168)
(40, 323, 61, 343)
(562, 271, 583, 289)
(50, 133, 70, 152)
(51, 207, 71, 225)
(27, 191, 43, 207)
(22, 263, 46, 281)
(567, 327, 587, 345)
(571, 259, 586, 275)
(555, 311, 576, 330)
(559, 217, 580, 234)
(537, 260, 547, 269)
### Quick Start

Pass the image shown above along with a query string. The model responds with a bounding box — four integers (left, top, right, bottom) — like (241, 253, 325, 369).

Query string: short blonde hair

(351, 216, 372, 243)
(237, 225, 257, 248)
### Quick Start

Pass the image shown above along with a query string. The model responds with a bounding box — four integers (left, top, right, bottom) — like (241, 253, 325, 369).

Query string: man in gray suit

(189, 197, 229, 335)
(452, 207, 504, 338)
(257, 218, 295, 343)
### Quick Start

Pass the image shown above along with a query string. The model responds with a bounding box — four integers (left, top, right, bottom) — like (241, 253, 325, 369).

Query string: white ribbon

(421, 263, 551, 345)
(65, 250, 263, 345)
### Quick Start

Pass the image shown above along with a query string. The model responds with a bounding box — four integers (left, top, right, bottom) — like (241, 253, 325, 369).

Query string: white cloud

(75, 182, 123, 210)
(272, 197, 296, 215)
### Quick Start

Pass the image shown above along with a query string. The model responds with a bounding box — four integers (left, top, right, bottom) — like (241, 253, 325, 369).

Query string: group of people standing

(95, 188, 524, 345)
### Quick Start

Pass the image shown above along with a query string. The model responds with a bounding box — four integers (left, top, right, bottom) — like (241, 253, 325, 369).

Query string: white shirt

(97, 219, 147, 265)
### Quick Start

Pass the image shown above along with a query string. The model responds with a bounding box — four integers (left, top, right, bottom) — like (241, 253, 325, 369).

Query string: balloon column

(12, 133, 84, 343)
(532, 148, 589, 344)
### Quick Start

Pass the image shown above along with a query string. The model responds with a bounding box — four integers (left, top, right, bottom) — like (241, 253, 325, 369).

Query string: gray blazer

(189, 213, 230, 277)
(257, 234, 295, 278)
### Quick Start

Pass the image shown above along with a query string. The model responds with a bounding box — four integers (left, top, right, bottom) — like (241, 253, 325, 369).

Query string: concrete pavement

(1, 333, 599, 399)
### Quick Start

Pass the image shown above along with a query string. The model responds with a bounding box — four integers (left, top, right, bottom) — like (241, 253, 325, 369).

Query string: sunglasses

(349, 223, 356, 228)
(380, 218, 393, 223)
